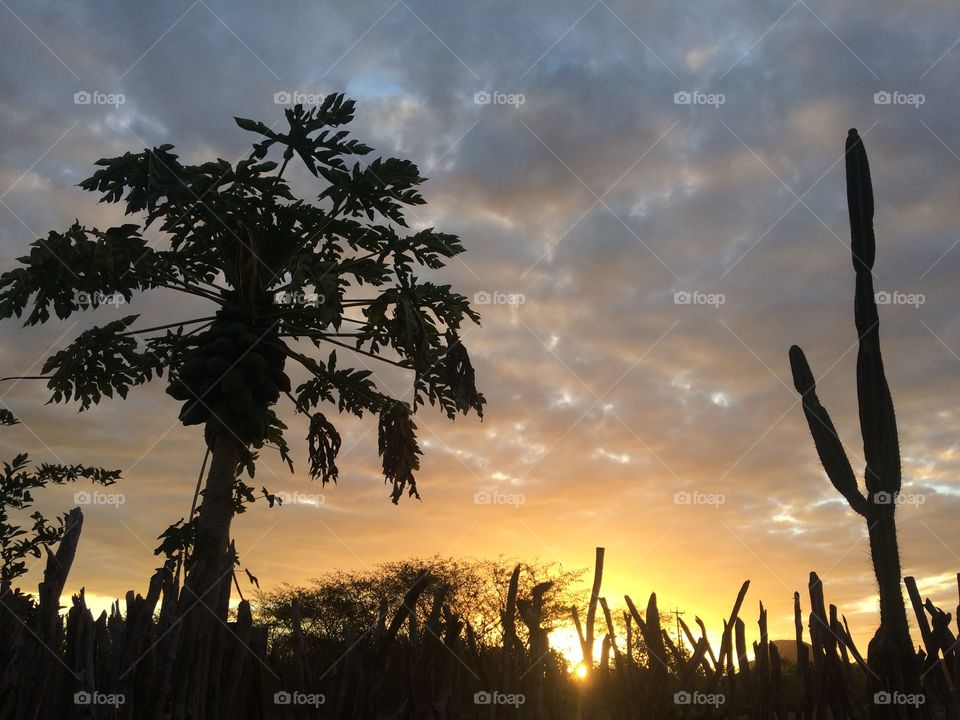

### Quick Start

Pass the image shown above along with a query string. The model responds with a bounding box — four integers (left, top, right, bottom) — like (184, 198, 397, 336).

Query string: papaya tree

(0, 95, 485, 617)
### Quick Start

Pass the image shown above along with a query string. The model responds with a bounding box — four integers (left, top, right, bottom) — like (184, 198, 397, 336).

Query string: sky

(2, 0, 960, 660)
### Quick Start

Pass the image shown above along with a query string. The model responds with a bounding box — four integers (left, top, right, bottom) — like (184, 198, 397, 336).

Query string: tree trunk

(184, 431, 243, 619)
(172, 432, 244, 719)
(869, 507, 911, 653)
(866, 504, 923, 718)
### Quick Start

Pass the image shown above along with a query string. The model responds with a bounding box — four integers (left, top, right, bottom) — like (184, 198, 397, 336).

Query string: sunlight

(549, 626, 586, 670)
(550, 625, 608, 676)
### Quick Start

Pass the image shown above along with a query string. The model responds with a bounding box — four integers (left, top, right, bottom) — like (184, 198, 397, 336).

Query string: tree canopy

(0, 94, 485, 506)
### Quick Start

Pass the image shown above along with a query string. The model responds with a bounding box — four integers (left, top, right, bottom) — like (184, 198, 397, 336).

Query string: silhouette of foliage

(0, 95, 486, 613)
(0, 410, 120, 591)
(0, 93, 484, 504)
(256, 556, 584, 647)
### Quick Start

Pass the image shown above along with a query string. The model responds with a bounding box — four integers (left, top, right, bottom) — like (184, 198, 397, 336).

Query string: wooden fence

(2, 520, 957, 719)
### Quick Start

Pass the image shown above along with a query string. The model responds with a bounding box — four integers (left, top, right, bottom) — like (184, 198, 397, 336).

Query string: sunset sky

(2, 0, 960, 658)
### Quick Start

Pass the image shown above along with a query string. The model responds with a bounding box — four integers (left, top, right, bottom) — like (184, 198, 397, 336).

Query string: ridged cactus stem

(789, 129, 918, 702)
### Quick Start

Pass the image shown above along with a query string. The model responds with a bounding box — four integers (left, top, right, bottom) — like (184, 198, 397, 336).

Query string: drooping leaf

(378, 403, 422, 503)
(41, 316, 161, 410)
(307, 412, 342, 485)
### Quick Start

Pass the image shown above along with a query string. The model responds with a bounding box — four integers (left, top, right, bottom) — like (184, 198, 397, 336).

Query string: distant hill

(770, 639, 809, 665)
(736, 639, 810, 668)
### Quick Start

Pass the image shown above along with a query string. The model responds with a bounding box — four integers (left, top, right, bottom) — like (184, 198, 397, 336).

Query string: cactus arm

(846, 128, 875, 274)
(789, 345, 869, 516)
(846, 129, 902, 497)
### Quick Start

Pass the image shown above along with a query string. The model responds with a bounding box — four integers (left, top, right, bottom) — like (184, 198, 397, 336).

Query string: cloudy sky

(2, 0, 960, 656)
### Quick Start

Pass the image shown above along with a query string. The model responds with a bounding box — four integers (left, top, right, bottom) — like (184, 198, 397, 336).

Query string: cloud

(2, 0, 960, 652)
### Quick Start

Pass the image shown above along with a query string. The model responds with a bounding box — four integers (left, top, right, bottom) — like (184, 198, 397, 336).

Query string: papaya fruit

(253, 377, 281, 403)
(268, 366, 292, 392)
(238, 332, 260, 348)
(210, 400, 234, 423)
(211, 337, 237, 357)
(228, 389, 254, 414)
(239, 352, 267, 373)
(166, 379, 192, 401)
(180, 357, 207, 380)
(221, 369, 245, 394)
(206, 356, 231, 376)
(179, 400, 209, 426)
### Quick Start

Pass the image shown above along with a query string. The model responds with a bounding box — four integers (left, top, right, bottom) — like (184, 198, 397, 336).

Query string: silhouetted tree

(0, 409, 119, 596)
(257, 556, 584, 648)
(0, 94, 484, 618)
(789, 129, 920, 711)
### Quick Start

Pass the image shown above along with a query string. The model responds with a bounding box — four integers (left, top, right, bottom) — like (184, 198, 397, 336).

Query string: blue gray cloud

(2, 0, 960, 650)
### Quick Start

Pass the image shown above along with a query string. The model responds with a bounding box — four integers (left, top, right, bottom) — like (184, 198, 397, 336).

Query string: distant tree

(257, 556, 584, 648)
(0, 409, 119, 597)
(0, 95, 485, 617)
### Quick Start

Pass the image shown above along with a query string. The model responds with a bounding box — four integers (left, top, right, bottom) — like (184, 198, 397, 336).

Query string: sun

(549, 627, 587, 667)
(574, 663, 588, 680)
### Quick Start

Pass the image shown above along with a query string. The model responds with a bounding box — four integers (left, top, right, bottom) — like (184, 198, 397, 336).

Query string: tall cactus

(788, 129, 919, 702)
